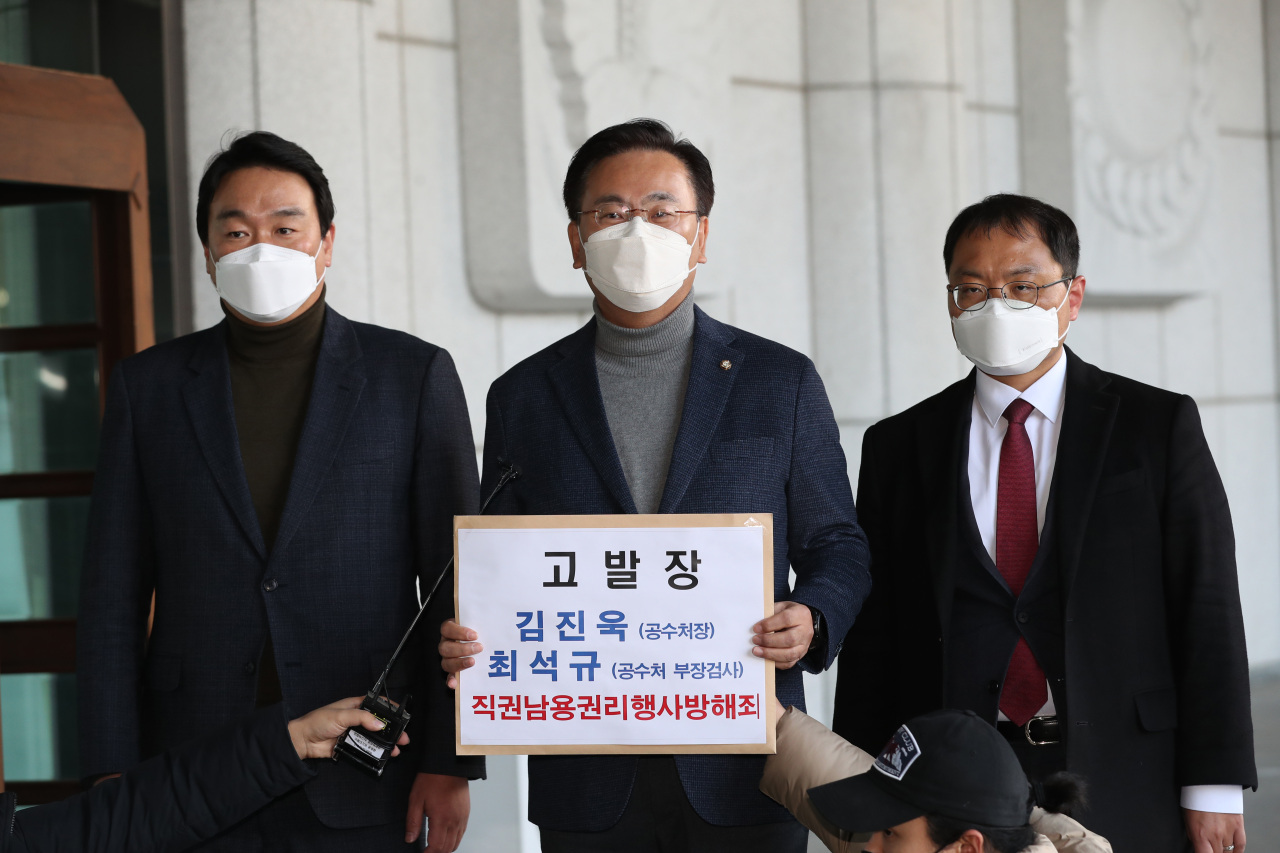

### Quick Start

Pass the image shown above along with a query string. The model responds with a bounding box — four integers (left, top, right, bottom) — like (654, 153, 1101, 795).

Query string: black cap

(807, 709, 1032, 833)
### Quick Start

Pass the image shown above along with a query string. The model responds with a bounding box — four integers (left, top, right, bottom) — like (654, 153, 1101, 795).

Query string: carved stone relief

(458, 0, 729, 311)
(1069, 0, 1214, 242)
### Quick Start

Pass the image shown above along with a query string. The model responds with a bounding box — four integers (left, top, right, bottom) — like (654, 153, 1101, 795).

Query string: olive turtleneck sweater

(222, 287, 326, 705)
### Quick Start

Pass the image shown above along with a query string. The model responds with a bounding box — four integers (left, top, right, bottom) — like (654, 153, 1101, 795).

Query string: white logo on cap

(873, 724, 922, 781)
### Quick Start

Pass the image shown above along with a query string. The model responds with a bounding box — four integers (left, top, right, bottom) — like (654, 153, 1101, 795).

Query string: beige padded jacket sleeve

(759, 707, 875, 853)
(1029, 808, 1114, 853)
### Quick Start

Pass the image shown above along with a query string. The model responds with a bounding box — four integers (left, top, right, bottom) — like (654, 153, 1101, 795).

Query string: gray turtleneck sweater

(593, 294, 696, 514)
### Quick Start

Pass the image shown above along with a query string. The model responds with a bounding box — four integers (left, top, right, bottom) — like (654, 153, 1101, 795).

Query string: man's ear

(568, 219, 586, 270)
(694, 216, 709, 264)
(1067, 274, 1086, 321)
(321, 222, 336, 268)
(203, 243, 216, 283)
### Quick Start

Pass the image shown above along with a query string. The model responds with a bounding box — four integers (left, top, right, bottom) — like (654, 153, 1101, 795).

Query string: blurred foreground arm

(7, 699, 404, 853)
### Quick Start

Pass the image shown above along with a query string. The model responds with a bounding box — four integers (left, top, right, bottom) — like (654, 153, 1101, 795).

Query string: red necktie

(996, 398, 1048, 726)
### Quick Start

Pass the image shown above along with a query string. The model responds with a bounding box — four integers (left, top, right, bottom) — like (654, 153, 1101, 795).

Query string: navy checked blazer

(76, 307, 484, 830)
(480, 305, 871, 830)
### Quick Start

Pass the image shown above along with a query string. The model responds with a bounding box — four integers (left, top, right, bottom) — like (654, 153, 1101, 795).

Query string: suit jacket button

(988, 679, 1001, 694)
(263, 578, 278, 592)
(244, 661, 256, 675)
(1016, 611, 1029, 624)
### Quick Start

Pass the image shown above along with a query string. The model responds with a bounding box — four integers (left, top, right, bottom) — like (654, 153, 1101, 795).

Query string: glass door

(0, 58, 154, 801)
(0, 192, 100, 796)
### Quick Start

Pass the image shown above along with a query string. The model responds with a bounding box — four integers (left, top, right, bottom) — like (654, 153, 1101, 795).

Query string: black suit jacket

(76, 307, 483, 829)
(833, 350, 1256, 852)
(482, 306, 871, 830)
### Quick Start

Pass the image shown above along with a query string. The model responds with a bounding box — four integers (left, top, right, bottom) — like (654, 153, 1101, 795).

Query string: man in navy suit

(76, 132, 481, 852)
(440, 119, 871, 852)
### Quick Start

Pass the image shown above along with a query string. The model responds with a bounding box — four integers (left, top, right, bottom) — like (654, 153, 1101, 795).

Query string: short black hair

(562, 118, 714, 219)
(943, 193, 1079, 279)
(196, 131, 334, 246)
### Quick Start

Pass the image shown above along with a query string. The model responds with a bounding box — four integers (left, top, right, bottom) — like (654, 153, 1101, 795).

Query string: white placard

(455, 514, 775, 754)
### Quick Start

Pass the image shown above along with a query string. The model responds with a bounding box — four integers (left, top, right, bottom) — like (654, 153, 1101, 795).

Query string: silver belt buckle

(1023, 714, 1058, 746)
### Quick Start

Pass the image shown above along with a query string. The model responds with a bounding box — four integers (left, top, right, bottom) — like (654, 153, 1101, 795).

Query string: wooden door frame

(0, 60, 154, 374)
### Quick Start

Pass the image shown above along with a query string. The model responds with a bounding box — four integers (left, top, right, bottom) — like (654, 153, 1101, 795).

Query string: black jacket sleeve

(412, 348, 485, 779)
(832, 420, 907, 752)
(8, 705, 314, 853)
(1161, 396, 1256, 787)
(76, 362, 155, 781)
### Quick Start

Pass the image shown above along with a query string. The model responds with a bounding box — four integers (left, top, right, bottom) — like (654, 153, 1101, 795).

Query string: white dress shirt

(966, 351, 1241, 814)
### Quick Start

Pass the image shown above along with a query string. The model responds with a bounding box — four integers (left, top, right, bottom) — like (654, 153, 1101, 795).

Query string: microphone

(333, 460, 520, 776)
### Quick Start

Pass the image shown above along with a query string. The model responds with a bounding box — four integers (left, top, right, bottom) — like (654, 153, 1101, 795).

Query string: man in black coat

(75, 132, 481, 852)
(833, 194, 1255, 853)
(3, 698, 408, 853)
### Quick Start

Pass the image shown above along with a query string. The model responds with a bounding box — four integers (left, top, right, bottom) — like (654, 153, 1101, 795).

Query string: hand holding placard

(440, 619, 480, 691)
(751, 602, 815, 669)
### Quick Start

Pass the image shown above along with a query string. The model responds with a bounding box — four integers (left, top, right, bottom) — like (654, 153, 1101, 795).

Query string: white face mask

(581, 217, 698, 313)
(951, 284, 1071, 376)
(212, 239, 327, 323)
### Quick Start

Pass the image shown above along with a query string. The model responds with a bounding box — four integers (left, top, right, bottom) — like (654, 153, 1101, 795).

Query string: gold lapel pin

(719, 359, 732, 371)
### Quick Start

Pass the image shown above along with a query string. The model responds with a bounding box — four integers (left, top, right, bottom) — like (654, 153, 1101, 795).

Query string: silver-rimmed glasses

(947, 275, 1073, 311)
(576, 203, 700, 230)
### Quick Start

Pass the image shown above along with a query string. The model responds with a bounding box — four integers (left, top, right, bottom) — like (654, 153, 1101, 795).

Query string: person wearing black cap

(761, 705, 1112, 853)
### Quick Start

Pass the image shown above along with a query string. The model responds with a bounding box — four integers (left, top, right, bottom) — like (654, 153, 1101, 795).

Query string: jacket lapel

(1052, 349, 1118, 597)
(548, 322, 638, 513)
(658, 308, 742, 513)
(271, 308, 368, 558)
(182, 324, 267, 560)
(925, 373, 974, 638)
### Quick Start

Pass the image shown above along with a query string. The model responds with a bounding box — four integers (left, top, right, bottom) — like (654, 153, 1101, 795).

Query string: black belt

(997, 715, 1061, 746)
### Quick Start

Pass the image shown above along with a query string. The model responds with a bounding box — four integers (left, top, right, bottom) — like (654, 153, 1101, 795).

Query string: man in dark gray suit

(77, 132, 481, 852)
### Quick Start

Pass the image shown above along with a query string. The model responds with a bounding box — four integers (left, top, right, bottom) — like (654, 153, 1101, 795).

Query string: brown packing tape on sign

(453, 513, 775, 756)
